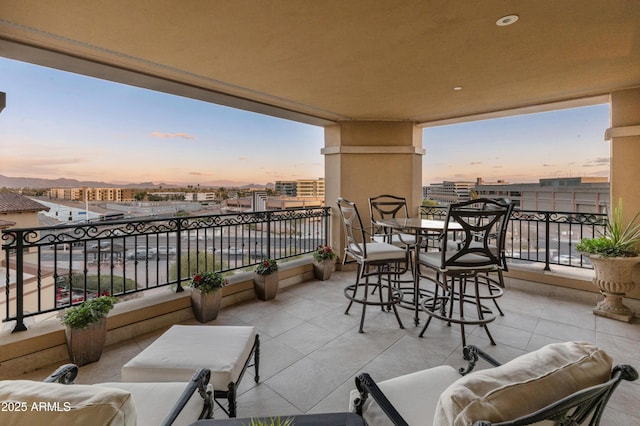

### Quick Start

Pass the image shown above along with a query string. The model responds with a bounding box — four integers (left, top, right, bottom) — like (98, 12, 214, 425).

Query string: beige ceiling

(1, 0, 639, 126)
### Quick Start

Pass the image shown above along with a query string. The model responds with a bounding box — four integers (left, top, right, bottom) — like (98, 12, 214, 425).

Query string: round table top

(375, 217, 462, 231)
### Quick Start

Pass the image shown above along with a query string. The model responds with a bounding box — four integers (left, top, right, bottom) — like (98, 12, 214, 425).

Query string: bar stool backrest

(369, 194, 410, 237)
(440, 199, 510, 270)
(337, 197, 368, 261)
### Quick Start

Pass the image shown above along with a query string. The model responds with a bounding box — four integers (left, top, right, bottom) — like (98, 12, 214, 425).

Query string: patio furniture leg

(345, 264, 362, 315)
(459, 277, 466, 348)
(475, 277, 497, 345)
(253, 334, 260, 383)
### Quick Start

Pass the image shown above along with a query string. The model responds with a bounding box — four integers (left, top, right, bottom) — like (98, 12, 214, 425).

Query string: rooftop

(0, 190, 50, 214)
(12, 270, 640, 423)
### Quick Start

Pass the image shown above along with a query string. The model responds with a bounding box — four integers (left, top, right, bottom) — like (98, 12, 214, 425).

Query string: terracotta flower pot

(313, 259, 335, 281)
(587, 254, 640, 322)
(191, 288, 222, 323)
(65, 317, 107, 366)
(253, 272, 279, 301)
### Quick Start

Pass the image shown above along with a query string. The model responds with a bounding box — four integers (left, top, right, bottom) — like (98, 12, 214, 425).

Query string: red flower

(193, 274, 202, 282)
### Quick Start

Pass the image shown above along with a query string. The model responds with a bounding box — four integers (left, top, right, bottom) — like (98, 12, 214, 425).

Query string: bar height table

(374, 218, 462, 325)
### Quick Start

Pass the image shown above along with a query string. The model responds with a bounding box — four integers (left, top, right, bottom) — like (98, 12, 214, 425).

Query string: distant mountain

(0, 174, 272, 189)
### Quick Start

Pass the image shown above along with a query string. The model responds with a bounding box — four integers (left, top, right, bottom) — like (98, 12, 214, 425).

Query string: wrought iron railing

(419, 205, 608, 270)
(2, 207, 331, 332)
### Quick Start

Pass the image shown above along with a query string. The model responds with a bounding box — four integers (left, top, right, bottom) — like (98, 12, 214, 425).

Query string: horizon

(1, 57, 611, 186)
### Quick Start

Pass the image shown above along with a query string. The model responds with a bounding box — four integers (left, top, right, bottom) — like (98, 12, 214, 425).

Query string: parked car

(56, 289, 98, 308)
(157, 247, 177, 257)
(126, 246, 157, 260)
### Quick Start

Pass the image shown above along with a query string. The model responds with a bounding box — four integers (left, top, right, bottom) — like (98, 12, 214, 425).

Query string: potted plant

(312, 244, 336, 281)
(59, 294, 118, 366)
(253, 259, 279, 301)
(576, 199, 640, 322)
(188, 271, 227, 322)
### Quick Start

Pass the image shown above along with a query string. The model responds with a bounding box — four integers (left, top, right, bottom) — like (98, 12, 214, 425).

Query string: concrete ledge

(0, 257, 314, 377)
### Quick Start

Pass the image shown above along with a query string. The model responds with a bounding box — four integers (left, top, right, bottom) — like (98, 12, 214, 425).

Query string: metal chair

(369, 194, 419, 309)
(2, 363, 214, 426)
(449, 198, 515, 315)
(337, 197, 407, 333)
(350, 342, 638, 426)
(418, 198, 510, 347)
(369, 194, 417, 248)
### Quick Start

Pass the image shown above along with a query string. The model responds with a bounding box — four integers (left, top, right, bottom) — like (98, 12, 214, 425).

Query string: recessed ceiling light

(453, 86, 463, 91)
(496, 14, 519, 26)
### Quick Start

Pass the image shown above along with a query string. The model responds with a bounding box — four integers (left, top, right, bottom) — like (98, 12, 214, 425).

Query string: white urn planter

(587, 254, 640, 322)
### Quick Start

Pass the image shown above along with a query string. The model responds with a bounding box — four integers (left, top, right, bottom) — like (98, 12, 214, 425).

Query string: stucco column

(322, 121, 425, 264)
(607, 88, 640, 224)
(607, 88, 640, 296)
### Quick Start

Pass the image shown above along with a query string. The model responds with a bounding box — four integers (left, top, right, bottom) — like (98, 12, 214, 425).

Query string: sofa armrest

(160, 368, 213, 426)
(43, 363, 79, 384)
(459, 345, 502, 375)
(354, 373, 409, 426)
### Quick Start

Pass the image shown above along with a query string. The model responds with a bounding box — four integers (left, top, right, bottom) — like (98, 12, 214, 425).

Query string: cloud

(469, 161, 482, 166)
(150, 132, 196, 139)
(542, 164, 554, 167)
(582, 157, 610, 167)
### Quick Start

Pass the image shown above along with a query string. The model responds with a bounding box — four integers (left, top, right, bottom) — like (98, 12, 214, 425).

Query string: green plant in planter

(189, 271, 227, 294)
(255, 258, 278, 276)
(60, 295, 118, 329)
(576, 199, 640, 257)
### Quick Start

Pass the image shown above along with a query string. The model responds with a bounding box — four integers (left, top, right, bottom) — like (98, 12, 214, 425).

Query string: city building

(424, 180, 479, 204)
(475, 177, 609, 212)
(275, 181, 297, 197)
(274, 179, 325, 198)
(296, 178, 325, 197)
(48, 187, 137, 202)
(225, 192, 324, 212)
(185, 192, 217, 202)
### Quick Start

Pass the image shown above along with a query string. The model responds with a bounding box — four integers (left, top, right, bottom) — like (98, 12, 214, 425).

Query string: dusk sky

(1, 57, 611, 187)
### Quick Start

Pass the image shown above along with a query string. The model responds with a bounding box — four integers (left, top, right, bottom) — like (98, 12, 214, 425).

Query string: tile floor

(16, 270, 640, 424)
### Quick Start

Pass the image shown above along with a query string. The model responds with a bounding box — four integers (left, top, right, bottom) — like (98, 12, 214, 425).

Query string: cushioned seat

(349, 365, 461, 426)
(0, 366, 213, 426)
(121, 325, 259, 418)
(98, 381, 208, 426)
(338, 197, 408, 333)
(350, 341, 637, 426)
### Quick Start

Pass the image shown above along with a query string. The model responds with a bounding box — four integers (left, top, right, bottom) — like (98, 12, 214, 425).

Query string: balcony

(2, 208, 639, 423)
(6, 269, 640, 423)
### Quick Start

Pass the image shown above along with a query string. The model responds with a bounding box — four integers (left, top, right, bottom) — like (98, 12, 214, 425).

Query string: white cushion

(419, 251, 498, 271)
(0, 380, 137, 426)
(373, 233, 417, 247)
(433, 341, 613, 426)
(349, 242, 406, 262)
(98, 381, 207, 426)
(349, 365, 460, 426)
(121, 325, 256, 392)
